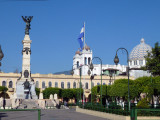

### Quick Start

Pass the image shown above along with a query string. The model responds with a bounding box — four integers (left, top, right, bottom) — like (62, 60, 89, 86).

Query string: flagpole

(84, 22, 85, 49)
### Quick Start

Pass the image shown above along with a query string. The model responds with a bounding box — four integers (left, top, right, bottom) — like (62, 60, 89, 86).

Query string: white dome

(129, 38, 152, 60)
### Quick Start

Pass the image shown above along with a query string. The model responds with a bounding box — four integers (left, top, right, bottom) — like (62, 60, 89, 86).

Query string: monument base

(16, 80, 38, 99)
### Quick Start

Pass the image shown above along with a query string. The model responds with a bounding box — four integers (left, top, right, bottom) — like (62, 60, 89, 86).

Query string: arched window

(103, 83, 106, 85)
(61, 82, 64, 89)
(42, 81, 45, 88)
(9, 81, 13, 88)
(48, 81, 52, 87)
(97, 82, 100, 85)
(134, 60, 137, 65)
(36, 81, 39, 88)
(77, 61, 79, 68)
(2, 81, 6, 87)
(55, 82, 58, 88)
(73, 82, 76, 88)
(84, 57, 87, 65)
(85, 82, 88, 89)
(67, 82, 70, 89)
(88, 57, 91, 65)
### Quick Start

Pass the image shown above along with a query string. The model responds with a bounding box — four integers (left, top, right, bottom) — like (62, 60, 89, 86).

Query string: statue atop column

(22, 16, 33, 35)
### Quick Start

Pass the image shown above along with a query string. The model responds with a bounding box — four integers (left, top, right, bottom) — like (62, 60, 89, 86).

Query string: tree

(143, 42, 160, 76)
(91, 85, 108, 104)
(108, 79, 138, 100)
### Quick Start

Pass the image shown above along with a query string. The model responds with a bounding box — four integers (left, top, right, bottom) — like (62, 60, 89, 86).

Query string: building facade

(0, 72, 133, 99)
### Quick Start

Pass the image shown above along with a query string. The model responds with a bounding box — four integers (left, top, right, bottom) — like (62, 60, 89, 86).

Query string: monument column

(21, 35, 32, 80)
(16, 16, 37, 99)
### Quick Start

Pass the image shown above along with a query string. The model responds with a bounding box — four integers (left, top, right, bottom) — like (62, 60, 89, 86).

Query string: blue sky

(0, 0, 159, 74)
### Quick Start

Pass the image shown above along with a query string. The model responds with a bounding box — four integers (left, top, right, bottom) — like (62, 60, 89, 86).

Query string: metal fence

(131, 108, 160, 120)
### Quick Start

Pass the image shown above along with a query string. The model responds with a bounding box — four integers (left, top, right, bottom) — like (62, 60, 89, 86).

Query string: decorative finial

(141, 38, 145, 43)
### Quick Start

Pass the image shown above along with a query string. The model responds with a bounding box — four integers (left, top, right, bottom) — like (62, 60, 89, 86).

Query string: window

(73, 82, 76, 88)
(97, 82, 100, 85)
(2, 81, 6, 87)
(84, 57, 87, 65)
(130, 61, 132, 66)
(36, 81, 39, 88)
(67, 82, 70, 89)
(85, 82, 88, 89)
(134, 61, 137, 65)
(42, 82, 45, 88)
(9, 81, 13, 88)
(77, 61, 79, 68)
(48, 81, 52, 87)
(88, 57, 91, 65)
(61, 82, 64, 89)
(103, 83, 106, 85)
(139, 60, 143, 65)
(55, 82, 58, 88)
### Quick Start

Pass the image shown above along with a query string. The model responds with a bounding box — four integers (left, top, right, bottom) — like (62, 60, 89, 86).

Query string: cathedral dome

(129, 38, 152, 60)
(75, 50, 80, 54)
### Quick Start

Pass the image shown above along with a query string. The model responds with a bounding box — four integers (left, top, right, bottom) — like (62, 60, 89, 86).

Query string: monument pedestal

(16, 80, 37, 99)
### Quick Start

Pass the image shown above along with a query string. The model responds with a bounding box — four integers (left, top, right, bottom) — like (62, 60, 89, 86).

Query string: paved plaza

(0, 109, 109, 120)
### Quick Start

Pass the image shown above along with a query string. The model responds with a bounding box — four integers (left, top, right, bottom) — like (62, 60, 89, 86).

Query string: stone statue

(22, 16, 33, 35)
(23, 79, 30, 90)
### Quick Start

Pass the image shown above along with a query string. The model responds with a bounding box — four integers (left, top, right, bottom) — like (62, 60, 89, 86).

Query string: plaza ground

(0, 109, 109, 120)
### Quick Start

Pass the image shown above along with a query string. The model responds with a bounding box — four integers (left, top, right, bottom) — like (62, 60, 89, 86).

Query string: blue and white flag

(77, 25, 84, 51)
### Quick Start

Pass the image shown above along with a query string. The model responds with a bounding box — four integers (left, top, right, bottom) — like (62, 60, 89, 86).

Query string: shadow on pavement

(0, 113, 8, 119)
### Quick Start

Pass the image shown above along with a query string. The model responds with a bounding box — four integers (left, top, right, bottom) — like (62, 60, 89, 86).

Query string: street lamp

(109, 72, 112, 85)
(71, 64, 90, 105)
(90, 57, 103, 105)
(114, 48, 130, 110)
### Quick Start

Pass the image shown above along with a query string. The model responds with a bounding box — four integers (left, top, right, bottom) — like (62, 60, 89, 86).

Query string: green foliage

(42, 87, 83, 100)
(92, 85, 108, 97)
(43, 87, 62, 99)
(137, 98, 149, 109)
(0, 86, 8, 91)
(143, 42, 160, 76)
(108, 79, 138, 100)
(61, 89, 74, 99)
(91, 85, 108, 103)
(134, 76, 160, 99)
(35, 88, 40, 98)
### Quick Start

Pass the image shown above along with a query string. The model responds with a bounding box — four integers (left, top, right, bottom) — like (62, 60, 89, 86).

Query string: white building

(73, 44, 127, 76)
(73, 38, 152, 79)
(129, 38, 152, 78)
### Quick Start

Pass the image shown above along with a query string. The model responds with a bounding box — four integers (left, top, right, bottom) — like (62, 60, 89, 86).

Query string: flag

(77, 25, 84, 51)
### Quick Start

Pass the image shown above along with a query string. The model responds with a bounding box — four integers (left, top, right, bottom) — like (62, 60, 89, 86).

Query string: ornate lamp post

(109, 72, 112, 85)
(71, 64, 90, 105)
(90, 57, 103, 105)
(114, 48, 130, 110)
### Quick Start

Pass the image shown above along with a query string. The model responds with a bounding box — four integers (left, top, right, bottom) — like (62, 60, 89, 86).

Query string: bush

(43, 87, 62, 99)
(108, 102, 121, 109)
(0, 86, 8, 91)
(35, 88, 40, 98)
(137, 98, 150, 109)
